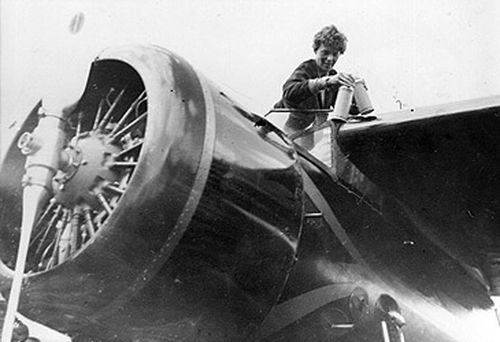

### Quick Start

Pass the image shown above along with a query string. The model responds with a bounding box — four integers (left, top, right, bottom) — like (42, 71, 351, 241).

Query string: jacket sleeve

(281, 63, 317, 108)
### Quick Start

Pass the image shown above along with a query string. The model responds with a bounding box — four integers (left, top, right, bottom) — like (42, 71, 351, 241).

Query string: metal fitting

(17, 132, 42, 156)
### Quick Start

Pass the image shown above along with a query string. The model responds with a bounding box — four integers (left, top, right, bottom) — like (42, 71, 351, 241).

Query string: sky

(1, 0, 500, 156)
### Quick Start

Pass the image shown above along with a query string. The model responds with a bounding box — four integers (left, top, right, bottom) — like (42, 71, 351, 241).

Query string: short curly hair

(312, 25, 348, 54)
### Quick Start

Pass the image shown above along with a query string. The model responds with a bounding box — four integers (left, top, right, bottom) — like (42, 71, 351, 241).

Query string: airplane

(0, 44, 498, 341)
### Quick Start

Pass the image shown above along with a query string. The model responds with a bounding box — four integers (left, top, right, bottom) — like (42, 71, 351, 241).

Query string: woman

(274, 24, 358, 149)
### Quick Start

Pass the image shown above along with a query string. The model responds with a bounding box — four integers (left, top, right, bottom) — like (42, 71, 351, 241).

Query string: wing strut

(302, 171, 367, 268)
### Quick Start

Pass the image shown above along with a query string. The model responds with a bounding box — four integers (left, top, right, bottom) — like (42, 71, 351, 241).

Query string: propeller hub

(53, 132, 121, 208)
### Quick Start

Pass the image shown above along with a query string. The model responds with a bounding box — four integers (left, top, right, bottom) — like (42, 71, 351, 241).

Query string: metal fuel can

(332, 85, 354, 119)
(354, 79, 374, 114)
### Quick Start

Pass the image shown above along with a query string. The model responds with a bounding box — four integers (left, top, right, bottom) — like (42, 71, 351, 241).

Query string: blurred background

(1, 0, 500, 157)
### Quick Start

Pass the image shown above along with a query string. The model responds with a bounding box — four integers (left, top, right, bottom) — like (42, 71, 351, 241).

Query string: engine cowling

(0, 45, 303, 339)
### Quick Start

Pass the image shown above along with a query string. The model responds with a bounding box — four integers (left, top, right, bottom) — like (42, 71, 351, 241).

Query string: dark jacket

(274, 59, 356, 132)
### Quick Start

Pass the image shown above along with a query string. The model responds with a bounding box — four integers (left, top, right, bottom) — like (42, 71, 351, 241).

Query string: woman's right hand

(325, 72, 356, 87)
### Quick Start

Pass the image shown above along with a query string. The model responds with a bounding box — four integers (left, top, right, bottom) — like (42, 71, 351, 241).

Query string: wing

(338, 95, 500, 293)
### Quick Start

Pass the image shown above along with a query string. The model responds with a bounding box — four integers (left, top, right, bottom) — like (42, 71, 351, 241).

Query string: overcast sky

(1, 0, 500, 155)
